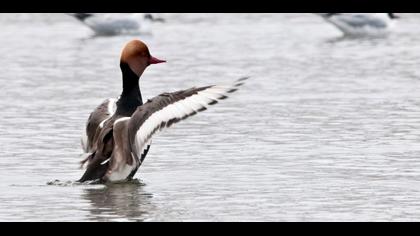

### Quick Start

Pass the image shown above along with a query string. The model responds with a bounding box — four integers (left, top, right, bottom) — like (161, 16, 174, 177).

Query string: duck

(317, 13, 400, 36)
(67, 13, 163, 36)
(144, 13, 165, 23)
(79, 39, 247, 183)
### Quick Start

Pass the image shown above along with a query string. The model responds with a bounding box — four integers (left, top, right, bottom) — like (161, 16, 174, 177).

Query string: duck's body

(68, 13, 161, 35)
(80, 59, 150, 182)
(79, 40, 246, 183)
(318, 13, 399, 36)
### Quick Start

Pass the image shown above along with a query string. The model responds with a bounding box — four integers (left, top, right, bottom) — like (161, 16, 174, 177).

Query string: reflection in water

(82, 180, 155, 221)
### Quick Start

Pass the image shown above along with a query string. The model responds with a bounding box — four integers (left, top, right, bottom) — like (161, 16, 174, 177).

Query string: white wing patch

(99, 98, 117, 128)
(132, 83, 242, 159)
(108, 98, 117, 114)
(114, 117, 130, 126)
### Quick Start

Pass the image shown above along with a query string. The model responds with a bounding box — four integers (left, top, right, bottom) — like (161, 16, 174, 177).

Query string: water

(1, 13, 420, 221)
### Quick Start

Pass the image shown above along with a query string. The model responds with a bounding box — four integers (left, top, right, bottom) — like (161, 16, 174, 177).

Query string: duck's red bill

(149, 56, 166, 64)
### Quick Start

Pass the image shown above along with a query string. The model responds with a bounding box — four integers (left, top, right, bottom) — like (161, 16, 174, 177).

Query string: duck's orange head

(120, 39, 166, 77)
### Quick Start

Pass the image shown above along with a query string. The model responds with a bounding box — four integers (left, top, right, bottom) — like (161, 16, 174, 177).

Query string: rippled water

(1, 13, 420, 221)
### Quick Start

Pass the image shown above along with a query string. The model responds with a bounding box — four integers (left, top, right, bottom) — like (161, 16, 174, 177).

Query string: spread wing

(81, 98, 117, 153)
(127, 77, 248, 161)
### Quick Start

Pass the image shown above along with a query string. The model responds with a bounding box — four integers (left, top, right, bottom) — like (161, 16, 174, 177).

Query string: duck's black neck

(115, 63, 143, 117)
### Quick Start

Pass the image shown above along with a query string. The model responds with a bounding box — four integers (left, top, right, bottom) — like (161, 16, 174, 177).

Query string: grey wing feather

(82, 98, 117, 153)
(127, 77, 249, 159)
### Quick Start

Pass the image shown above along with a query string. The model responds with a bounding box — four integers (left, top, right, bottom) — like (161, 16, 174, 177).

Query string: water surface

(1, 13, 420, 221)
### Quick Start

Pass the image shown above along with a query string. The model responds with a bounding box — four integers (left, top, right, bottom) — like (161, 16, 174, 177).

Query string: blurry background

(1, 13, 420, 221)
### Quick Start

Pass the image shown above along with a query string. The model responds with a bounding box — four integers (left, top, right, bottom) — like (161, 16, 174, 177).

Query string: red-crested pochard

(79, 39, 247, 183)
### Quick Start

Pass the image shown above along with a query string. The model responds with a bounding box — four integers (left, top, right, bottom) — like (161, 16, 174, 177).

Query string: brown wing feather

(83, 98, 116, 153)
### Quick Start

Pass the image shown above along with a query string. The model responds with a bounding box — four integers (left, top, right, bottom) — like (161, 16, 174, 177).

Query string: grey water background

(1, 13, 420, 221)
